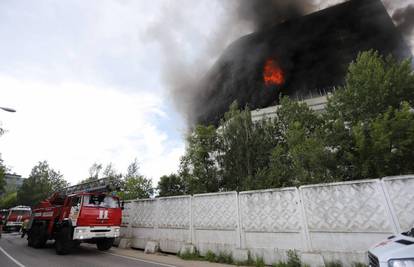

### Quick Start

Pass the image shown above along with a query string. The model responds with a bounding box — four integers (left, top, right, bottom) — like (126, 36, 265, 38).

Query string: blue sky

(0, 0, 411, 186)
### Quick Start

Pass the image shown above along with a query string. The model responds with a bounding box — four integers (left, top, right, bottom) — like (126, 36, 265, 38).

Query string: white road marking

(0, 245, 26, 267)
(103, 251, 176, 267)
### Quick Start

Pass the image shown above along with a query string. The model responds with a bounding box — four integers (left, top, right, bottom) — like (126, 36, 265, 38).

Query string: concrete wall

(120, 175, 414, 266)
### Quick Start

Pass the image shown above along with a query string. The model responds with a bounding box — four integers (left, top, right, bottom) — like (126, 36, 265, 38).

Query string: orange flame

(263, 59, 284, 86)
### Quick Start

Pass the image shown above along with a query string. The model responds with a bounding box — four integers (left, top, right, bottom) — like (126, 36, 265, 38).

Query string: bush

(216, 251, 234, 264)
(177, 249, 201, 260)
(244, 251, 255, 266)
(352, 263, 368, 267)
(273, 250, 305, 267)
(287, 250, 301, 267)
(205, 250, 216, 262)
(255, 256, 265, 267)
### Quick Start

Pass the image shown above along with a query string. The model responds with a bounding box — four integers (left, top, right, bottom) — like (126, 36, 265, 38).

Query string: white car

(369, 228, 414, 267)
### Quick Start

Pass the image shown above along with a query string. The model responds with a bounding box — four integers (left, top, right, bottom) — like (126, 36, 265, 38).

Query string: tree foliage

(0, 158, 6, 195)
(17, 161, 69, 206)
(178, 125, 220, 194)
(118, 159, 153, 200)
(157, 174, 187, 197)
(326, 50, 414, 124)
(0, 191, 17, 208)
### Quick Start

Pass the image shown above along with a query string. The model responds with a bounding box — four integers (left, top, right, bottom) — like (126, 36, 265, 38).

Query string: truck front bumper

(73, 226, 120, 240)
(4, 222, 22, 231)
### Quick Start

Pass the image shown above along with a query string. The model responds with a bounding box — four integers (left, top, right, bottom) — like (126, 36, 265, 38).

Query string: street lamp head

(0, 107, 16, 113)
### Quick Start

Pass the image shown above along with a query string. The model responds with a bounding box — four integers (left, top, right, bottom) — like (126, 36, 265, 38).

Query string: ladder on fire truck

(61, 177, 121, 195)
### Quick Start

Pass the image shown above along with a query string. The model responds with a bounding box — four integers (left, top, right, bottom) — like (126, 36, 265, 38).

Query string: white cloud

(0, 75, 185, 185)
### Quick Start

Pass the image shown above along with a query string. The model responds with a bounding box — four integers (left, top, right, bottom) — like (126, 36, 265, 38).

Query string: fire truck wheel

(73, 241, 81, 248)
(96, 238, 114, 251)
(28, 224, 47, 248)
(55, 227, 73, 255)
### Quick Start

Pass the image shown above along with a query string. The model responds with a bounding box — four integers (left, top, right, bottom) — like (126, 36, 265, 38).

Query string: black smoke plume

(393, 4, 414, 36)
(193, 0, 412, 125)
(236, 0, 314, 31)
(148, 0, 413, 127)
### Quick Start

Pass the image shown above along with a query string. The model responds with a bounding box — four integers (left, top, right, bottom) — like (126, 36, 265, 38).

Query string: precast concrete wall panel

(239, 188, 306, 263)
(121, 200, 132, 226)
(131, 199, 157, 228)
(157, 196, 191, 253)
(130, 199, 157, 249)
(239, 188, 305, 250)
(300, 180, 394, 253)
(382, 176, 414, 232)
(158, 196, 190, 229)
(192, 192, 238, 254)
(120, 201, 132, 240)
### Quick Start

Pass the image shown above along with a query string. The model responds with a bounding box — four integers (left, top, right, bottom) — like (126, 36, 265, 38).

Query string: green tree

(352, 102, 414, 178)
(16, 161, 69, 206)
(0, 191, 17, 208)
(0, 158, 6, 195)
(218, 102, 279, 191)
(326, 50, 414, 124)
(157, 174, 187, 197)
(265, 97, 336, 186)
(79, 162, 104, 183)
(118, 160, 153, 200)
(179, 125, 220, 194)
(324, 50, 414, 179)
(80, 162, 122, 184)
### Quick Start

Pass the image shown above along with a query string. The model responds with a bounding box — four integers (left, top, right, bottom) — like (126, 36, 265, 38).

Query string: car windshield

(83, 195, 119, 208)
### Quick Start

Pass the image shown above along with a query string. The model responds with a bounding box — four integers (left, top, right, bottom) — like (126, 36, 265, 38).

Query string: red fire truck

(4, 206, 31, 232)
(27, 178, 123, 254)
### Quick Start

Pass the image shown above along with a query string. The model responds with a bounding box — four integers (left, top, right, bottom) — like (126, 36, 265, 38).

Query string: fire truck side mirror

(121, 201, 125, 210)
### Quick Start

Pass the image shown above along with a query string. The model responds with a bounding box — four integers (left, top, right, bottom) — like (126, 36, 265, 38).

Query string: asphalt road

(0, 232, 175, 267)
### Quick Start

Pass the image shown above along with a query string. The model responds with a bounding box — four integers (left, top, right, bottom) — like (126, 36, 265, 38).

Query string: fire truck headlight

(114, 228, 120, 236)
(389, 259, 414, 267)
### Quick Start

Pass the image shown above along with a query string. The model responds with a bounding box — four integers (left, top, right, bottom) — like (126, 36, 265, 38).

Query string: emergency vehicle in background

(4, 206, 31, 232)
(368, 226, 414, 267)
(27, 177, 123, 255)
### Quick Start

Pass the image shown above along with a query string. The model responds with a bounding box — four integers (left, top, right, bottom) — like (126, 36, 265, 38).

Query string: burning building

(194, 0, 412, 125)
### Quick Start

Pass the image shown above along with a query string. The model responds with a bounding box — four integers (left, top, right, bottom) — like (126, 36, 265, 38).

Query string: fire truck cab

(4, 206, 31, 232)
(28, 178, 122, 254)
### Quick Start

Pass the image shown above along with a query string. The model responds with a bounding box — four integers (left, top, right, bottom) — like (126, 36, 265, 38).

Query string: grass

(352, 263, 368, 267)
(216, 251, 235, 264)
(325, 260, 343, 267)
(179, 249, 234, 265)
(177, 248, 203, 261)
(287, 250, 301, 267)
(254, 256, 265, 267)
(205, 250, 216, 262)
(178, 247, 350, 267)
(272, 250, 309, 267)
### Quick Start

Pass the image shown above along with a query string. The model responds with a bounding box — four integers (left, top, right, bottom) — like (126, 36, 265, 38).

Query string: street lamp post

(0, 106, 15, 135)
(0, 107, 16, 113)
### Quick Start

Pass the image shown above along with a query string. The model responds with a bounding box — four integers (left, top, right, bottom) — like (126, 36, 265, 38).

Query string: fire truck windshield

(83, 195, 119, 208)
